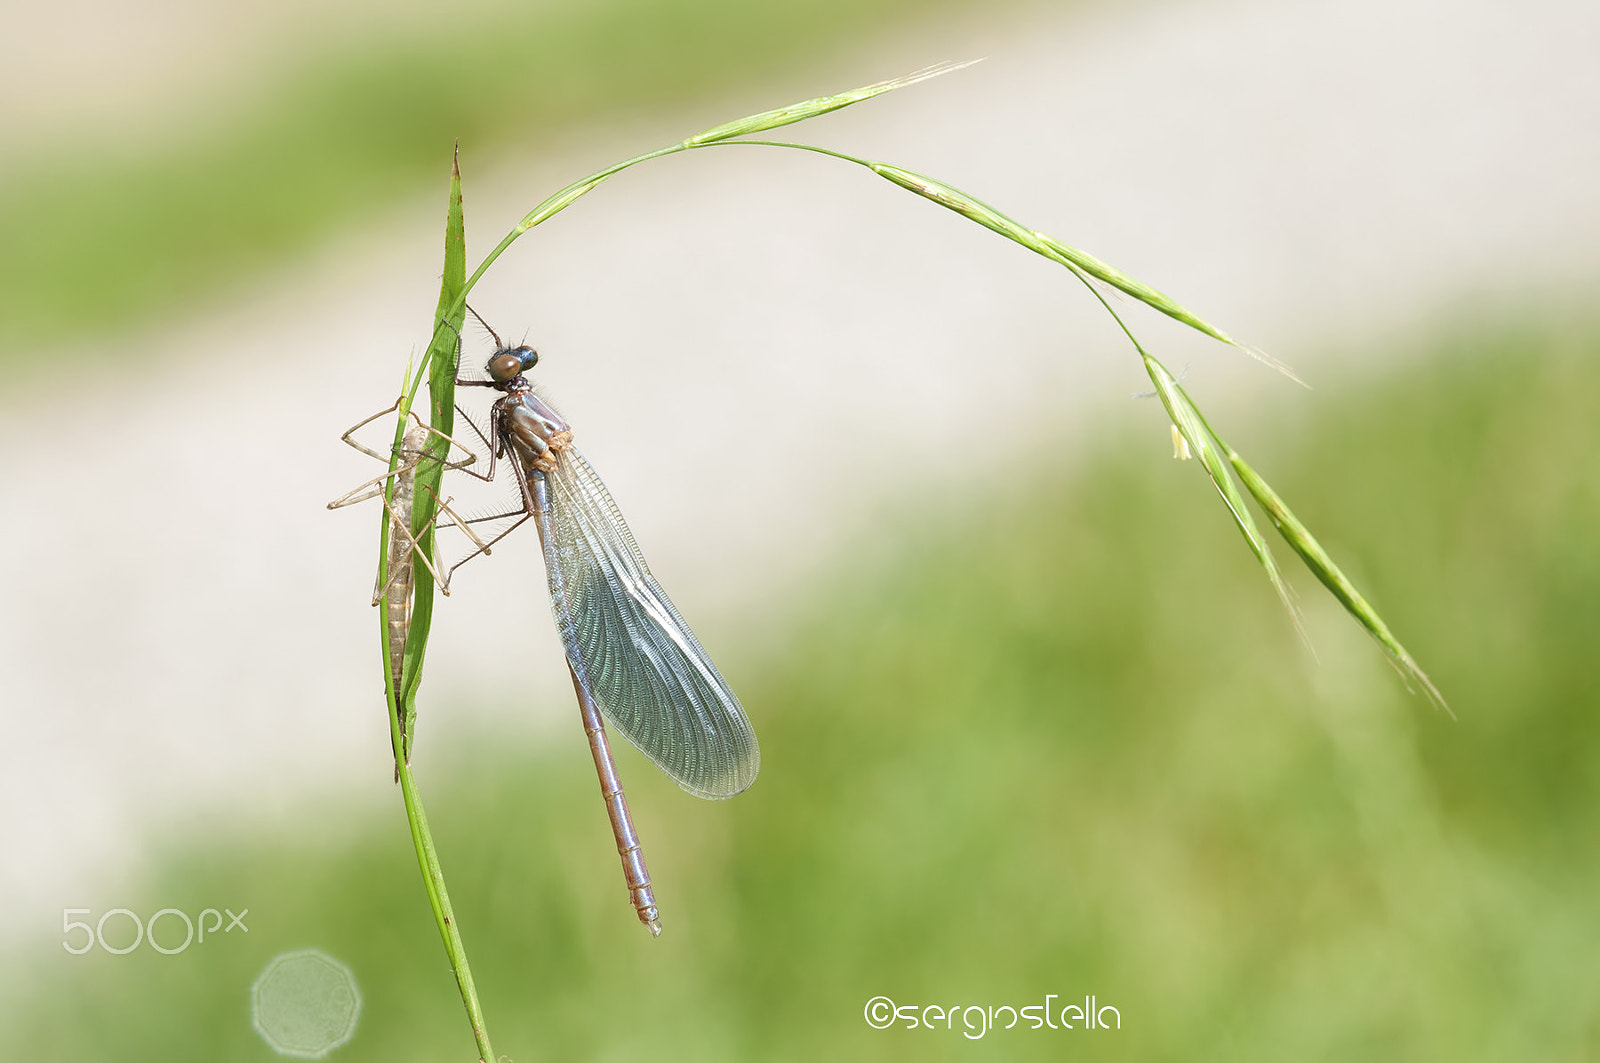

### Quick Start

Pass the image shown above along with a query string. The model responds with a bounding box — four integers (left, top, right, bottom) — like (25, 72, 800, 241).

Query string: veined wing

(543, 446, 759, 799)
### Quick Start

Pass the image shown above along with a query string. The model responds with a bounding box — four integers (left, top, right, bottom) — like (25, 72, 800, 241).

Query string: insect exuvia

(450, 311, 760, 936)
(328, 398, 485, 769)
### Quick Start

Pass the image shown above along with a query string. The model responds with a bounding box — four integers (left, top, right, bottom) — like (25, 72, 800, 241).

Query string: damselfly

(448, 315, 760, 936)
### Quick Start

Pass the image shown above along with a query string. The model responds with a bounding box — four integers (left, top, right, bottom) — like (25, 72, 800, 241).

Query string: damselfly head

(486, 345, 538, 383)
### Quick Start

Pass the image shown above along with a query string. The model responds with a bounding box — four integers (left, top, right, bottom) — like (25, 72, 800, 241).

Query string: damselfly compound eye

(487, 352, 524, 382)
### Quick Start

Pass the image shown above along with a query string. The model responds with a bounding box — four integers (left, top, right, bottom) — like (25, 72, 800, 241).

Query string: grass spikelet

(866, 162, 1303, 384)
(683, 61, 978, 147)
(517, 176, 604, 232)
(1227, 449, 1452, 715)
(1142, 352, 1301, 631)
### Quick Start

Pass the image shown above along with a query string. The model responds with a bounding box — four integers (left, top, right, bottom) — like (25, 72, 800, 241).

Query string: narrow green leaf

(683, 61, 976, 147)
(379, 148, 497, 1063)
(382, 146, 466, 762)
(1228, 449, 1451, 714)
(427, 146, 468, 440)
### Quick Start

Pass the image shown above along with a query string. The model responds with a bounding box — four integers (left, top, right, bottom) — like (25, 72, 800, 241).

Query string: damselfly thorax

(498, 379, 574, 476)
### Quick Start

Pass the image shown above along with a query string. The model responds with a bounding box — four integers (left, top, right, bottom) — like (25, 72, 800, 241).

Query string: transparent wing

(543, 447, 759, 799)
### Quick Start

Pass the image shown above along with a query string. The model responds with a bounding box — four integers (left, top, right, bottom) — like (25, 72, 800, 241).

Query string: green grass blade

(1227, 449, 1452, 715)
(376, 146, 495, 1063)
(392, 146, 466, 748)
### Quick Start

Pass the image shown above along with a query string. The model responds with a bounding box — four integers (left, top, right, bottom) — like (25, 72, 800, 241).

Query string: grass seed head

(684, 60, 979, 147)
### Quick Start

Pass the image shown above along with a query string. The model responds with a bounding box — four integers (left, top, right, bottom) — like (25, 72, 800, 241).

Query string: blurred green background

(0, 0, 1022, 364)
(13, 315, 1599, 1059)
(5, 0, 1598, 1058)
